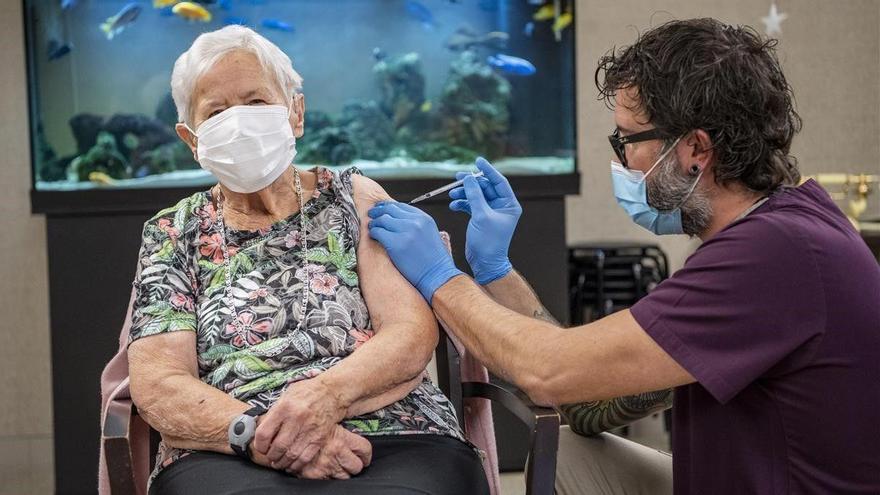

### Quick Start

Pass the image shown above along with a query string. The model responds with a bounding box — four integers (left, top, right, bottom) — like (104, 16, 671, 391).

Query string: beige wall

(0, 0, 54, 493)
(0, 1, 877, 493)
(568, 0, 880, 270)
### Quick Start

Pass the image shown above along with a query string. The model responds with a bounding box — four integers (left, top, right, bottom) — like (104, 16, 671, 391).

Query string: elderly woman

(127, 26, 487, 494)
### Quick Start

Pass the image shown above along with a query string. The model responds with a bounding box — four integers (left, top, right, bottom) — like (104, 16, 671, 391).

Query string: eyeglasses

(608, 127, 666, 168)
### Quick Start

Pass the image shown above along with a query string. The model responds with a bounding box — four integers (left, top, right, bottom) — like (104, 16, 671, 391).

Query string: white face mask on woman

(185, 104, 297, 193)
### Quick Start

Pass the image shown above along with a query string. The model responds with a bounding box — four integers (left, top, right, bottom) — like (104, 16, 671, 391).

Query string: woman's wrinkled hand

(291, 425, 372, 479)
(251, 378, 348, 473)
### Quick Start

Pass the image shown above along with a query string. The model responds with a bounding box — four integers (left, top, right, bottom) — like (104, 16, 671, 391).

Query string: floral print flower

(169, 292, 194, 312)
(317, 168, 334, 190)
(223, 310, 273, 347)
(310, 273, 339, 296)
(284, 230, 303, 248)
(199, 233, 224, 264)
(157, 218, 180, 239)
(349, 328, 374, 349)
(295, 263, 325, 281)
(198, 202, 217, 231)
(248, 287, 269, 300)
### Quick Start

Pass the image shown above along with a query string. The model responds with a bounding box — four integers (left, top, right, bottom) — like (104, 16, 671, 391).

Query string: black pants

(149, 434, 489, 495)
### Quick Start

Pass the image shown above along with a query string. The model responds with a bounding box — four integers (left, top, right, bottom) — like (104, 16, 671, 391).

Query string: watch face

(229, 413, 258, 456)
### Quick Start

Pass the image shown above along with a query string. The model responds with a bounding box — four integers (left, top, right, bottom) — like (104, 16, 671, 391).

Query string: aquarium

(24, 0, 576, 197)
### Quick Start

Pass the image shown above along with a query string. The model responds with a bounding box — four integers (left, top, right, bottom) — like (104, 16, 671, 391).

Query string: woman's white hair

(170, 25, 303, 127)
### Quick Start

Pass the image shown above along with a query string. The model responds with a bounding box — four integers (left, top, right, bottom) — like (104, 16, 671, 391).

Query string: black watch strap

(230, 405, 267, 459)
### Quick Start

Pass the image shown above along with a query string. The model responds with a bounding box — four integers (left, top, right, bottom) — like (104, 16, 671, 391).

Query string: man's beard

(646, 153, 712, 237)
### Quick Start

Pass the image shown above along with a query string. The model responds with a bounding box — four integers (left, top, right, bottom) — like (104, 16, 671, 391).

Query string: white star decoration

(761, 3, 789, 37)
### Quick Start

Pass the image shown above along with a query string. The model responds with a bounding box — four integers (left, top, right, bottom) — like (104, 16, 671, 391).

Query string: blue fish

(405, 1, 435, 29)
(261, 18, 294, 32)
(100, 3, 142, 40)
(224, 16, 249, 26)
(159, 6, 175, 17)
(47, 39, 72, 61)
(61, 0, 76, 10)
(219, 0, 232, 10)
(372, 47, 387, 62)
(523, 21, 535, 37)
(487, 54, 536, 76)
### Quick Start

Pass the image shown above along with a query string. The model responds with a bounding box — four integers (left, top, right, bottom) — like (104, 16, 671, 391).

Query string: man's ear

(175, 123, 198, 161)
(686, 129, 715, 172)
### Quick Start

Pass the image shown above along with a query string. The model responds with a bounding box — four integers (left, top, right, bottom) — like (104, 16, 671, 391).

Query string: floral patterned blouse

(128, 167, 464, 483)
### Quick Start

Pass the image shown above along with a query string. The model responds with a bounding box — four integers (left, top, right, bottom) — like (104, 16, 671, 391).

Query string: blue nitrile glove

(368, 201, 463, 303)
(448, 157, 522, 285)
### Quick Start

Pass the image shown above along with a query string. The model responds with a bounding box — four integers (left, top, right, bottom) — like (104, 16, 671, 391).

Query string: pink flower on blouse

(284, 230, 303, 248)
(223, 310, 273, 347)
(310, 273, 339, 296)
(199, 233, 224, 264)
(198, 202, 217, 231)
(248, 287, 269, 300)
(317, 169, 334, 190)
(169, 292, 194, 312)
(349, 328, 374, 349)
(295, 263, 325, 281)
(157, 218, 180, 239)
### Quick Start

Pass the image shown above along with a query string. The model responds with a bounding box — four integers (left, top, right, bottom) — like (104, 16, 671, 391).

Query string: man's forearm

(484, 271, 673, 431)
(559, 389, 673, 436)
(433, 275, 562, 398)
(483, 270, 560, 325)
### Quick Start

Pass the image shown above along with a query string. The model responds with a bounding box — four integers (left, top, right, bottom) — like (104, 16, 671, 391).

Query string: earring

(690, 165, 701, 175)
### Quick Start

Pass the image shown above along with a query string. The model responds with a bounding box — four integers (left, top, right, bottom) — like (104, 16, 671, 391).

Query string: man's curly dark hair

(596, 18, 802, 194)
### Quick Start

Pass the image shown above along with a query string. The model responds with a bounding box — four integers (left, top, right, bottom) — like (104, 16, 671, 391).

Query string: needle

(410, 172, 485, 205)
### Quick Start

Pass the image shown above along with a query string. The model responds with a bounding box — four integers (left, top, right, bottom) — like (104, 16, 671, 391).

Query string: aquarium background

(25, 0, 576, 192)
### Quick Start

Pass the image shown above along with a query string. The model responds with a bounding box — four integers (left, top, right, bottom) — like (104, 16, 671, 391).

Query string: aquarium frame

(26, 0, 581, 216)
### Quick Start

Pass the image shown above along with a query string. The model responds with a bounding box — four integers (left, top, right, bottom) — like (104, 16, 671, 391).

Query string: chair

(102, 300, 560, 495)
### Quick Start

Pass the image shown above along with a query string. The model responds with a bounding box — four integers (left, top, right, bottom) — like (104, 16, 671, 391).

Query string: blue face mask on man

(610, 136, 702, 235)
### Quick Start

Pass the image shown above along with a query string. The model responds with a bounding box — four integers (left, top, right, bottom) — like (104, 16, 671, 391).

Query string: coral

(404, 141, 479, 163)
(104, 113, 178, 161)
(437, 50, 511, 159)
(373, 52, 426, 129)
(297, 127, 357, 166)
(69, 114, 106, 155)
(133, 141, 199, 178)
(67, 131, 129, 181)
(338, 101, 395, 161)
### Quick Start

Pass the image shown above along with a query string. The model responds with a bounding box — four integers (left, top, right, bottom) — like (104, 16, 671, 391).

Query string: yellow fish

(153, 0, 179, 8)
(533, 4, 554, 21)
(553, 11, 572, 34)
(172, 2, 212, 22)
(88, 171, 117, 186)
(420, 101, 432, 113)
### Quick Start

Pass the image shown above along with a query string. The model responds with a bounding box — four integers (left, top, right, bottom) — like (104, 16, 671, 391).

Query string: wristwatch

(228, 405, 266, 459)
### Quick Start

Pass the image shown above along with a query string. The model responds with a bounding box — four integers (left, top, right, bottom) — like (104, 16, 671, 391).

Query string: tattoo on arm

(532, 306, 560, 325)
(559, 389, 673, 436)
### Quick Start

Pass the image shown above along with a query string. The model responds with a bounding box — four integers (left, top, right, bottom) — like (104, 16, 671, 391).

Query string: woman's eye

(208, 109, 222, 118)
(248, 99, 266, 105)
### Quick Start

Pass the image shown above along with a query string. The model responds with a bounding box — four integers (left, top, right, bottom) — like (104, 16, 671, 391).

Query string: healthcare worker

(367, 18, 880, 495)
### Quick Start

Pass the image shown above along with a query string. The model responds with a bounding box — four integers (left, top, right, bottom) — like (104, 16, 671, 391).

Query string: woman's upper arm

(351, 174, 438, 339)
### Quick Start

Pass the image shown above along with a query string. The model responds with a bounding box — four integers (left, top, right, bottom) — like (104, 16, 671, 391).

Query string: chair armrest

(102, 399, 139, 494)
(462, 381, 559, 495)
